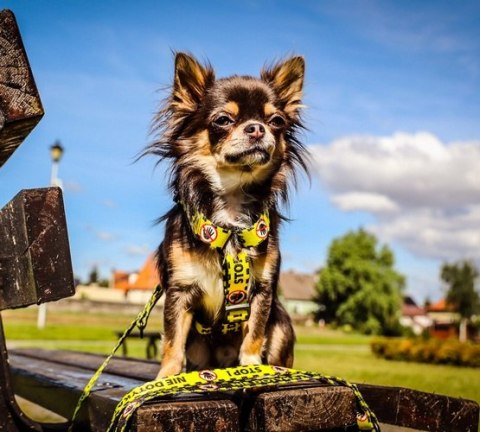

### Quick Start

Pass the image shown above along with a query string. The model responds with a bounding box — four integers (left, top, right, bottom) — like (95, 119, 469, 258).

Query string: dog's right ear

(173, 53, 215, 112)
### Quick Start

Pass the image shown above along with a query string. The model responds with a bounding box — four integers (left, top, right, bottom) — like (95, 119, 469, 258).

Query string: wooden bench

(0, 8, 479, 432)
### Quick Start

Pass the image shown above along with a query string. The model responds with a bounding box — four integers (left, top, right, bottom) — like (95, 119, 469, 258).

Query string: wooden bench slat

(0, 9, 44, 167)
(0, 188, 74, 310)
(358, 383, 480, 432)
(11, 348, 159, 381)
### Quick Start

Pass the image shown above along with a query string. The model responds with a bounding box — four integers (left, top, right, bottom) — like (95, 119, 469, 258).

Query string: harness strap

(190, 208, 271, 250)
(185, 205, 270, 335)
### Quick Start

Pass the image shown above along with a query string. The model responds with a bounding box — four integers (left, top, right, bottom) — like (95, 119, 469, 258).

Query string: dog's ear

(173, 52, 215, 112)
(261, 56, 304, 117)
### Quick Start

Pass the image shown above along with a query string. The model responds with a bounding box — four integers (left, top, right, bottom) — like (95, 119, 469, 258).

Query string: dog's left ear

(261, 56, 305, 117)
(173, 52, 215, 112)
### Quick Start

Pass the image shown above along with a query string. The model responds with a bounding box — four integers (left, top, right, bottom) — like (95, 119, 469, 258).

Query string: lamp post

(37, 141, 64, 329)
(50, 141, 64, 187)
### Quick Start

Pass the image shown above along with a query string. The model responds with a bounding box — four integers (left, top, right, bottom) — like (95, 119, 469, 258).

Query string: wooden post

(0, 9, 44, 167)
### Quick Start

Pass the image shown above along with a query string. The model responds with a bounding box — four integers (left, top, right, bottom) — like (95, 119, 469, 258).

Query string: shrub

(370, 337, 480, 367)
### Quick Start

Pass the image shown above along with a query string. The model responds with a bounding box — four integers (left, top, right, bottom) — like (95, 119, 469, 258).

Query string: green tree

(441, 260, 480, 342)
(315, 229, 405, 335)
(88, 266, 99, 285)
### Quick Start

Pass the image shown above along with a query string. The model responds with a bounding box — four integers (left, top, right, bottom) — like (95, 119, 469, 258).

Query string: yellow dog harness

(187, 206, 270, 335)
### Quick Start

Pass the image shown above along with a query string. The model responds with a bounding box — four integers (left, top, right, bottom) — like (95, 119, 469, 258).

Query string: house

(426, 299, 461, 339)
(400, 296, 432, 335)
(278, 270, 317, 323)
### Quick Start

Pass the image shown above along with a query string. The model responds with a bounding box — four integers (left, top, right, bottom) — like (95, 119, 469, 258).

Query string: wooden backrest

(0, 9, 44, 167)
(0, 10, 74, 308)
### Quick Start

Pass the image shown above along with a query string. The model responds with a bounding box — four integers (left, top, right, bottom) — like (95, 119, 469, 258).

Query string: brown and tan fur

(146, 53, 309, 378)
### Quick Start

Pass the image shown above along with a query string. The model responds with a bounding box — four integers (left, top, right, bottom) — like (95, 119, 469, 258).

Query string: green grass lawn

(3, 308, 480, 406)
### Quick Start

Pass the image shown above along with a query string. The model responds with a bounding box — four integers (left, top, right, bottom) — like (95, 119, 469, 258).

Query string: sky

(1, 0, 479, 303)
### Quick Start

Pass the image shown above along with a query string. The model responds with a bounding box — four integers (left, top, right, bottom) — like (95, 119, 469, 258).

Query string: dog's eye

(268, 115, 286, 128)
(213, 115, 234, 127)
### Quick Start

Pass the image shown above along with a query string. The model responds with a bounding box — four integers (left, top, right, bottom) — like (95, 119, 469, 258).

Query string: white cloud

(95, 231, 117, 242)
(125, 244, 150, 257)
(332, 192, 399, 213)
(63, 181, 82, 193)
(309, 132, 480, 262)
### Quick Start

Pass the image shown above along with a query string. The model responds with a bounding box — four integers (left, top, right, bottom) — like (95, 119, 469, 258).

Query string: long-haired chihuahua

(146, 53, 308, 378)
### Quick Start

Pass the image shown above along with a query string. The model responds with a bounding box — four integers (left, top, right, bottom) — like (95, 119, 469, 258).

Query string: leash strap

(223, 251, 250, 323)
(106, 364, 381, 432)
(195, 250, 252, 335)
(68, 284, 164, 432)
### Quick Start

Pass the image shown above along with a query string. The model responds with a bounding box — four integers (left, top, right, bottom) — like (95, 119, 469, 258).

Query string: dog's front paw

(155, 364, 182, 380)
(239, 352, 262, 366)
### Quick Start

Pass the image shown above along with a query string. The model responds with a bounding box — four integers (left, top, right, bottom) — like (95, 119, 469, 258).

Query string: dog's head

(150, 53, 308, 203)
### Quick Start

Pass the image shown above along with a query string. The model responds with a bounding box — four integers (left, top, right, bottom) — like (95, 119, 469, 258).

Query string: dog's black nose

(244, 123, 265, 140)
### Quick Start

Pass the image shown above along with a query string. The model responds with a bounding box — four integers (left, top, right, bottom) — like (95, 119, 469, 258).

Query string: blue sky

(1, 1, 479, 302)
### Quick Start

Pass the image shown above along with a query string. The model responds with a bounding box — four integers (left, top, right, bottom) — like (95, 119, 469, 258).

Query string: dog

(147, 53, 309, 378)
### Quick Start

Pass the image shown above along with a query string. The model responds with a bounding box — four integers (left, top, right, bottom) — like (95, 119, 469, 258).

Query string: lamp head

(50, 141, 64, 163)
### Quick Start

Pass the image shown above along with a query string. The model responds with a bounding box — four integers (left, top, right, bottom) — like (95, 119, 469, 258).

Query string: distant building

(426, 298, 461, 339)
(112, 255, 159, 292)
(400, 296, 431, 335)
(278, 270, 317, 322)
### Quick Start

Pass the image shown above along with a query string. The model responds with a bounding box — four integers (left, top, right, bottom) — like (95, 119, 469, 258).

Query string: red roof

(113, 271, 131, 290)
(131, 254, 160, 290)
(113, 254, 159, 291)
(427, 298, 456, 312)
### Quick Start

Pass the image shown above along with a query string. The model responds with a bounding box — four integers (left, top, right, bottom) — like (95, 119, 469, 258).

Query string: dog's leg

(263, 298, 295, 367)
(239, 289, 272, 365)
(157, 290, 193, 378)
(185, 334, 212, 371)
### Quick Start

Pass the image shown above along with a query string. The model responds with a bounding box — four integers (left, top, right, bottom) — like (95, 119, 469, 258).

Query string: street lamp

(38, 141, 64, 329)
(50, 141, 64, 187)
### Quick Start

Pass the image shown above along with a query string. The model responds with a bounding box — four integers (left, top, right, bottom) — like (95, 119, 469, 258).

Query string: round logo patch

(256, 219, 269, 239)
(227, 290, 247, 305)
(199, 370, 217, 382)
(199, 224, 218, 244)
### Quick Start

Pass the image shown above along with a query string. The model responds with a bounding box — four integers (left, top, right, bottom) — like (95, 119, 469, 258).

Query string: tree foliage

(441, 260, 480, 319)
(315, 229, 405, 335)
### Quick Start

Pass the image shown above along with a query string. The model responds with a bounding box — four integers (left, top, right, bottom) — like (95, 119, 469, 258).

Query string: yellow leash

(107, 364, 380, 432)
(68, 284, 165, 432)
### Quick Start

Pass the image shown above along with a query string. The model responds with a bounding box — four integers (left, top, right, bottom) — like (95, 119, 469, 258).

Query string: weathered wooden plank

(132, 400, 240, 432)
(358, 383, 480, 432)
(0, 9, 44, 167)
(0, 188, 74, 310)
(12, 348, 160, 381)
(245, 385, 356, 431)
